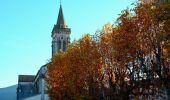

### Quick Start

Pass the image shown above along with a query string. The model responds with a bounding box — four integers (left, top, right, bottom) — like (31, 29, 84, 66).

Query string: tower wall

(51, 5, 71, 56)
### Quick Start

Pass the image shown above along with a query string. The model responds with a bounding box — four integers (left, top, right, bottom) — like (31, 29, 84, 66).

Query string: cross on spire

(56, 0, 66, 28)
(59, 0, 62, 5)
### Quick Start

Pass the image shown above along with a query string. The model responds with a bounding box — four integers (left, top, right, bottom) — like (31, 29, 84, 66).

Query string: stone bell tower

(51, 4, 71, 56)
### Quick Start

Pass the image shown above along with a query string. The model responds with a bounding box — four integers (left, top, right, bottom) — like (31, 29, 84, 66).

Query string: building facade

(17, 75, 36, 99)
(17, 4, 71, 100)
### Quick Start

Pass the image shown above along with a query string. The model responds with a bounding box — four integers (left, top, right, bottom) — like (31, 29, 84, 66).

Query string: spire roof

(52, 4, 71, 35)
(56, 5, 67, 28)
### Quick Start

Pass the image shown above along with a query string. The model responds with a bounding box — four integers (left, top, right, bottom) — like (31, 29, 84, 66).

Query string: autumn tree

(46, 35, 102, 100)
(46, 0, 170, 100)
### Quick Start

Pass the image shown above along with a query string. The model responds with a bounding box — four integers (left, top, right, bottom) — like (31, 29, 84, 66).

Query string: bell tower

(51, 4, 71, 56)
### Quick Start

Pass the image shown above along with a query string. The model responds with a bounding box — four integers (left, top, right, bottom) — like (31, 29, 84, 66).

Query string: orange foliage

(46, 1, 170, 99)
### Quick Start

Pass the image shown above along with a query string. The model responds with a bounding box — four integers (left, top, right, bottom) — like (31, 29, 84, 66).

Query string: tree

(46, 35, 102, 100)
(46, 1, 170, 99)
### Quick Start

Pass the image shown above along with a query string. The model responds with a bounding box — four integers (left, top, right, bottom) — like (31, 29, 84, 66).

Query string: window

(58, 40, 61, 51)
(63, 40, 66, 51)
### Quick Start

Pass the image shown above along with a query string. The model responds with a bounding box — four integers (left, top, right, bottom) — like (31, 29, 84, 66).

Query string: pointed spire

(52, 1, 71, 35)
(56, 4, 67, 28)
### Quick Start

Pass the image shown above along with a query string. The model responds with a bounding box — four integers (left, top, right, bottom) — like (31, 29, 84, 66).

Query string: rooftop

(18, 75, 35, 82)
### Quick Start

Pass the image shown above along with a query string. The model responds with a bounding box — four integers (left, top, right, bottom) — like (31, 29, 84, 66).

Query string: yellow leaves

(102, 23, 113, 34)
(46, 34, 102, 99)
(46, 2, 170, 99)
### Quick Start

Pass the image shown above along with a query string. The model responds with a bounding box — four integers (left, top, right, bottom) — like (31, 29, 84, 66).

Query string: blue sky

(0, 0, 136, 88)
